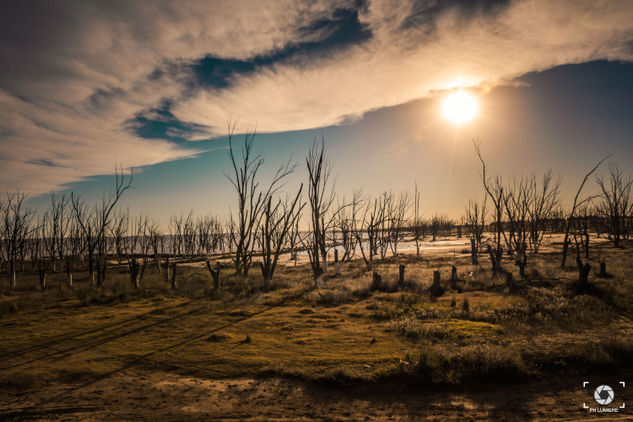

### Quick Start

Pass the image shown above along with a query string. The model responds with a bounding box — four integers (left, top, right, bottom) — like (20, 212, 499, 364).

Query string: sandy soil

(2, 370, 632, 421)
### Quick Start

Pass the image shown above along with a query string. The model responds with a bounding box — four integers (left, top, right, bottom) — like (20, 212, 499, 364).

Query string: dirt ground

(2, 369, 632, 421)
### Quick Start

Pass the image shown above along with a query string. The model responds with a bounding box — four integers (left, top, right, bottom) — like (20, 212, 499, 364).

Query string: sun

(441, 90, 478, 126)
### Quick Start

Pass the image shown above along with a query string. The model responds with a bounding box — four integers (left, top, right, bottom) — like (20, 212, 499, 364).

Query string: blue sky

(1, 1, 633, 226)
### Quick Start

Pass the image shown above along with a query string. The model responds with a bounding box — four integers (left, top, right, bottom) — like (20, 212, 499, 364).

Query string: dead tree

(71, 166, 133, 286)
(354, 196, 385, 271)
(110, 209, 128, 266)
(473, 139, 505, 276)
(41, 193, 70, 273)
(333, 191, 361, 262)
(1, 193, 34, 288)
(258, 185, 304, 291)
(413, 182, 423, 258)
(596, 163, 632, 248)
(465, 197, 486, 265)
(305, 138, 337, 283)
(226, 123, 294, 277)
(561, 156, 610, 268)
(205, 258, 221, 290)
(388, 191, 410, 257)
(526, 171, 560, 253)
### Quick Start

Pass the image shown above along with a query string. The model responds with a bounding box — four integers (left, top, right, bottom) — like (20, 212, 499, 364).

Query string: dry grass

(1, 236, 633, 392)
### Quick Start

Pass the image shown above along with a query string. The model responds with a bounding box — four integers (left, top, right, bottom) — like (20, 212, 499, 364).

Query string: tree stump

(66, 259, 73, 288)
(598, 262, 612, 279)
(206, 258, 221, 290)
(164, 257, 171, 284)
(450, 266, 460, 291)
(39, 269, 47, 291)
(429, 270, 445, 297)
(371, 272, 382, 291)
(315, 273, 328, 289)
(170, 262, 178, 290)
(505, 271, 514, 291)
(398, 264, 405, 289)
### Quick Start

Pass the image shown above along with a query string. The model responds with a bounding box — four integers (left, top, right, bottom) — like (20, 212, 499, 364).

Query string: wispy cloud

(1, 0, 632, 194)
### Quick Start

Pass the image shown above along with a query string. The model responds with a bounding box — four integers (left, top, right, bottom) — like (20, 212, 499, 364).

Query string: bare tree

(354, 196, 385, 271)
(412, 183, 423, 258)
(1, 193, 34, 288)
(226, 124, 295, 277)
(561, 156, 610, 268)
(388, 191, 410, 257)
(110, 209, 128, 266)
(465, 197, 486, 265)
(258, 185, 304, 290)
(596, 163, 632, 248)
(71, 166, 133, 286)
(305, 138, 337, 282)
(473, 139, 505, 276)
(527, 171, 561, 253)
(333, 191, 362, 262)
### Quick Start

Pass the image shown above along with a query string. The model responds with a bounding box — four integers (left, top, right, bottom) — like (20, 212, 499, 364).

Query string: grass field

(1, 235, 633, 420)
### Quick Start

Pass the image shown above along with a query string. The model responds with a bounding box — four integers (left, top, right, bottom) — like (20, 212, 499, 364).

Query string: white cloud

(1, 0, 633, 194)
(172, 0, 633, 137)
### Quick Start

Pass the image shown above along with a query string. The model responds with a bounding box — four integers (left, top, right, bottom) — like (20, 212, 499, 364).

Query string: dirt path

(2, 370, 632, 421)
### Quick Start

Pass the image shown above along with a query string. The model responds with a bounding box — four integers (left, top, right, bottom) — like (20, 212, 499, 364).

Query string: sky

(1, 0, 633, 226)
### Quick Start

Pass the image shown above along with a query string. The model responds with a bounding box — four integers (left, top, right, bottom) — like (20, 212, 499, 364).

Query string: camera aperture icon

(594, 385, 615, 406)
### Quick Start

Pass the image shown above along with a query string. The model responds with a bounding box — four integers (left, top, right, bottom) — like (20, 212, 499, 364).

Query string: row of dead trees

(471, 138, 631, 287)
(1, 132, 631, 293)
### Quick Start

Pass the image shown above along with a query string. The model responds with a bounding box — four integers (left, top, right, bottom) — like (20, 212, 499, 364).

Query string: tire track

(0, 300, 206, 371)
(0, 300, 193, 361)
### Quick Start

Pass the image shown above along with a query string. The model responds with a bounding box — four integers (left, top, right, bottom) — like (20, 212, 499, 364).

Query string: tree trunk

(66, 259, 73, 287)
(577, 257, 591, 284)
(39, 269, 47, 290)
(9, 260, 16, 289)
(129, 257, 140, 289)
(371, 272, 382, 291)
(429, 270, 444, 297)
(206, 259, 221, 290)
(470, 238, 478, 265)
(164, 257, 170, 285)
(505, 271, 514, 291)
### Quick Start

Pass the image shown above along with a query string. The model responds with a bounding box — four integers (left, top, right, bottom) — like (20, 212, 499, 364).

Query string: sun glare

(441, 91, 478, 126)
